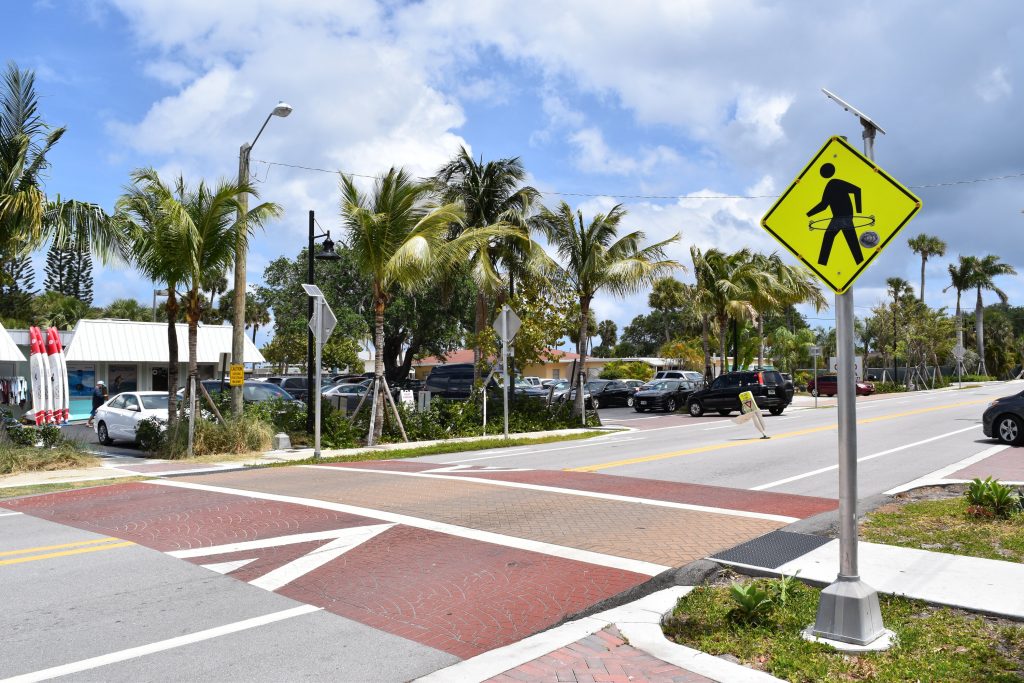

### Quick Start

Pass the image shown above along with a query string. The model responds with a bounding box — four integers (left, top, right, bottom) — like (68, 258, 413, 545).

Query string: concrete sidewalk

(0, 426, 616, 490)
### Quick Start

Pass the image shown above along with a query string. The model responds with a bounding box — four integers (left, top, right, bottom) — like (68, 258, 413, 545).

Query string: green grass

(664, 578, 1024, 682)
(862, 497, 1024, 562)
(261, 429, 614, 468)
(0, 442, 99, 475)
(0, 476, 148, 500)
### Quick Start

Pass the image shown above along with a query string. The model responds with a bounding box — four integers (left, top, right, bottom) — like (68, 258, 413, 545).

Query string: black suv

(423, 363, 475, 399)
(685, 370, 791, 417)
(262, 376, 309, 401)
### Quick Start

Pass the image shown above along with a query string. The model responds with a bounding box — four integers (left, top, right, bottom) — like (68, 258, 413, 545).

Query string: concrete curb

(415, 587, 783, 683)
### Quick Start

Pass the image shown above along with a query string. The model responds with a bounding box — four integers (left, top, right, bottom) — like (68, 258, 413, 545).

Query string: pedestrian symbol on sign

(807, 163, 867, 266)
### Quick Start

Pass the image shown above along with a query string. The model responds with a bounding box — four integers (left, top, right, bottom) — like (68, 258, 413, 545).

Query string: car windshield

(140, 395, 168, 410)
(586, 381, 608, 390)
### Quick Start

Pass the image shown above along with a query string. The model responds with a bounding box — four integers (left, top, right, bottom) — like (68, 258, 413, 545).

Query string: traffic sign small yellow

(229, 364, 245, 387)
(760, 136, 921, 294)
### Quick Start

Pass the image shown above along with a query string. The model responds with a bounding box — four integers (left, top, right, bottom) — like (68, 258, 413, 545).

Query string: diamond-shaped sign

(952, 344, 966, 360)
(306, 296, 337, 345)
(492, 307, 522, 342)
(760, 136, 922, 294)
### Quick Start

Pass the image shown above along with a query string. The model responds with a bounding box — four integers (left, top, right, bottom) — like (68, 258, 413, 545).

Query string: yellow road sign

(760, 136, 921, 294)
(229, 363, 245, 387)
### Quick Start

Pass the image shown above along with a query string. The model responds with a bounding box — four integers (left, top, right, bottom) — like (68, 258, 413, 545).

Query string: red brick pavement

(486, 625, 711, 683)
(951, 446, 1024, 481)
(324, 462, 837, 519)
(277, 525, 649, 659)
(0, 482, 378, 551)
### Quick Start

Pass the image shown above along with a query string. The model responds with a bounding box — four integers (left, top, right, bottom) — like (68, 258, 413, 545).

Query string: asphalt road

(415, 382, 1021, 501)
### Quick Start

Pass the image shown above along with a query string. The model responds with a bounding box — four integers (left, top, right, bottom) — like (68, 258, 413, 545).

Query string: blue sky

(8, 1, 1024, 346)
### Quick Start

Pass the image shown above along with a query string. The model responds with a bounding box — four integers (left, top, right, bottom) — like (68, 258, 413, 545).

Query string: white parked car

(93, 391, 169, 446)
(323, 382, 369, 398)
(522, 376, 542, 386)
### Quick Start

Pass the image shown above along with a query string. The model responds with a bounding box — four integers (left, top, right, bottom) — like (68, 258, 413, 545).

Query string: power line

(252, 158, 1024, 201)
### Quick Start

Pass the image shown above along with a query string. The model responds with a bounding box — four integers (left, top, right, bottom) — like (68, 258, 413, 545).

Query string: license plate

(640, 401, 647, 406)
(767, 388, 775, 395)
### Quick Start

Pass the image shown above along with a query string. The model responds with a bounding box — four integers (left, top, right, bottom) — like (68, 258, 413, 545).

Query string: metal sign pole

(314, 297, 323, 460)
(809, 104, 889, 648)
(502, 306, 509, 439)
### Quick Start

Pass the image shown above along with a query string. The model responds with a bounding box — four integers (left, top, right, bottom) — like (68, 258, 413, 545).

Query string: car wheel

(995, 414, 1024, 446)
(688, 400, 704, 417)
(811, 388, 819, 397)
(769, 406, 785, 416)
(717, 409, 732, 416)
(627, 396, 634, 407)
(97, 422, 113, 446)
(666, 399, 678, 413)
(591, 397, 600, 410)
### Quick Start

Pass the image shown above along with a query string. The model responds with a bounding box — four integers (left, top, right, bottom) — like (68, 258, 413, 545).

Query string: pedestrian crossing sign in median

(760, 136, 922, 294)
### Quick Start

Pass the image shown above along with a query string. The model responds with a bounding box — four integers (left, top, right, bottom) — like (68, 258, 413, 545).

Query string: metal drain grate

(711, 530, 830, 569)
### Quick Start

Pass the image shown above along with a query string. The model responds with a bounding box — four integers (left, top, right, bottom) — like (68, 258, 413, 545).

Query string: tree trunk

(701, 314, 711, 384)
(373, 295, 386, 443)
(166, 290, 179, 430)
(757, 316, 765, 369)
(575, 297, 591, 417)
(731, 318, 739, 372)
(919, 256, 926, 305)
(717, 315, 727, 377)
(975, 287, 986, 375)
(251, 323, 257, 343)
(473, 292, 486, 383)
(188, 295, 199, 408)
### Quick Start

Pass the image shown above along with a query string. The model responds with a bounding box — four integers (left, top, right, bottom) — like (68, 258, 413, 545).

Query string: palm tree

(748, 253, 827, 369)
(692, 248, 767, 373)
(648, 277, 687, 344)
(537, 202, 681, 414)
(886, 277, 915, 382)
(102, 298, 151, 321)
(943, 256, 975, 369)
(907, 234, 946, 305)
(342, 167, 505, 443)
(121, 168, 281, 431)
(689, 247, 719, 382)
(1, 62, 122, 270)
(434, 147, 543, 378)
(964, 254, 1017, 375)
(117, 170, 187, 429)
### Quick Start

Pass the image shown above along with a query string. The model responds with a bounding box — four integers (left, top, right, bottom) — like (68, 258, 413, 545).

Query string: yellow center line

(0, 537, 122, 558)
(0, 541, 135, 567)
(569, 398, 990, 473)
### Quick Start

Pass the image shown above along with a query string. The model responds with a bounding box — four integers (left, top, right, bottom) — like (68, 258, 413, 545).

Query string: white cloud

(977, 66, 1012, 102)
(142, 59, 196, 87)
(568, 127, 680, 175)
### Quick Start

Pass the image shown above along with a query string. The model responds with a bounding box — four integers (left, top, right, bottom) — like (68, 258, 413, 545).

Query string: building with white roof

(3, 319, 263, 421)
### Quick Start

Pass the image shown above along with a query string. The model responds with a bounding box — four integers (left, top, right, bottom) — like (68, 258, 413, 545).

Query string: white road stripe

(150, 479, 669, 576)
(439, 438, 639, 464)
(302, 465, 800, 524)
(750, 424, 982, 491)
(884, 444, 1009, 494)
(1, 605, 321, 683)
(0, 512, 23, 517)
(168, 528, 366, 558)
(249, 524, 394, 591)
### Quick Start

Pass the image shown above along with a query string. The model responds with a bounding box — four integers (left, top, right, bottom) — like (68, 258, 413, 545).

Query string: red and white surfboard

(29, 327, 51, 425)
(51, 328, 70, 422)
(45, 328, 66, 423)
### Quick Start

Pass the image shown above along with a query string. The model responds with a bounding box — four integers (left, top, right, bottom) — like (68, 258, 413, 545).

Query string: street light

(152, 289, 169, 322)
(306, 209, 341, 433)
(231, 101, 293, 417)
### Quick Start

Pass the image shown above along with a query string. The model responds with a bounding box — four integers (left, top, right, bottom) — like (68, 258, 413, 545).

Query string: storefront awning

(64, 319, 265, 364)
(0, 321, 27, 362)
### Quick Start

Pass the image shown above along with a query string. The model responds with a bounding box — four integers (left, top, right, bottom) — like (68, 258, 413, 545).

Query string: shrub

(873, 381, 907, 394)
(163, 416, 273, 458)
(599, 360, 654, 381)
(964, 477, 1022, 518)
(960, 374, 996, 382)
(0, 439, 95, 474)
(5, 424, 38, 447)
(38, 424, 62, 448)
(793, 371, 812, 390)
(772, 571, 801, 608)
(135, 417, 167, 453)
(728, 582, 773, 624)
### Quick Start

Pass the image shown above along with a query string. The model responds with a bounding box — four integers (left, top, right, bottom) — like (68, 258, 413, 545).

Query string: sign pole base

(809, 575, 890, 649)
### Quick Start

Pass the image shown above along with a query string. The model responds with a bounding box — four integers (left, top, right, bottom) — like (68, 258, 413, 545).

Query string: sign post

(759, 89, 921, 649)
(810, 345, 822, 409)
(302, 284, 337, 459)
(492, 306, 521, 439)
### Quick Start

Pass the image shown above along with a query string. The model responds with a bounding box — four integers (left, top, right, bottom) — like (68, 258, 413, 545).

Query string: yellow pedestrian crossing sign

(760, 136, 921, 294)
